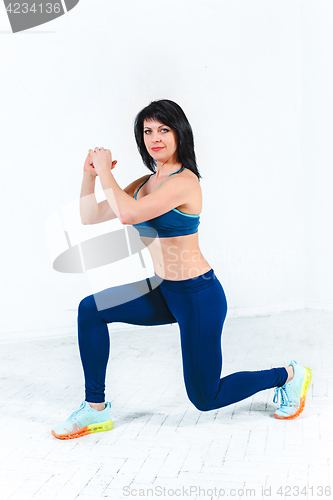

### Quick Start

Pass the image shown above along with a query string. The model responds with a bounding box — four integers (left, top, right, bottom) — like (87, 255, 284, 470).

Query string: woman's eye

(144, 128, 169, 134)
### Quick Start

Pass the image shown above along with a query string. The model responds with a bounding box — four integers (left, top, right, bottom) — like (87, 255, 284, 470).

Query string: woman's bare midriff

(140, 232, 211, 281)
(135, 168, 211, 281)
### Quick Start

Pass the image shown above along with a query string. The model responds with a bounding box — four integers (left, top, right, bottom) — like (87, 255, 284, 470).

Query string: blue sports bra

(132, 166, 200, 238)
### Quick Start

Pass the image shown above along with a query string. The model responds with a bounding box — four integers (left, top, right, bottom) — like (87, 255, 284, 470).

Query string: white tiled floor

(0, 309, 332, 500)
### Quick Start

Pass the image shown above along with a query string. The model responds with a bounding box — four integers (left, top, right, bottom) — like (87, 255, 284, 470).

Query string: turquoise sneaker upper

(52, 401, 112, 436)
(273, 360, 311, 419)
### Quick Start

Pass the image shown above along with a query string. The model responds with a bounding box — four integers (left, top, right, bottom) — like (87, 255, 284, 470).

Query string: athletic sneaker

(51, 401, 114, 439)
(273, 360, 312, 420)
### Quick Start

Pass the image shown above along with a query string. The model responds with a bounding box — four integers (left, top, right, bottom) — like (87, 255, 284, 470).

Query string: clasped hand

(88, 147, 117, 175)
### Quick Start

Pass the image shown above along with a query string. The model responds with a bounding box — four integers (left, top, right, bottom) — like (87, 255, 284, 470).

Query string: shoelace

(67, 402, 108, 420)
(273, 386, 291, 407)
(67, 402, 86, 420)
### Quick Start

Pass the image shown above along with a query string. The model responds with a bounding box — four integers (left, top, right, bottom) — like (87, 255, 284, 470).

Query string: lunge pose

(51, 100, 312, 439)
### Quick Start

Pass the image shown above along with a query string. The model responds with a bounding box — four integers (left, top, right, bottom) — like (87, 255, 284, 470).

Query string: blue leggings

(77, 268, 288, 410)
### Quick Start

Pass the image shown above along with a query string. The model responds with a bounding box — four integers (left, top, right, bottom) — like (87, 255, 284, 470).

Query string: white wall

(0, 0, 330, 337)
(301, 1, 333, 311)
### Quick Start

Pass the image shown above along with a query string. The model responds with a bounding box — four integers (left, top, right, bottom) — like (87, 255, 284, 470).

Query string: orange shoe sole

(51, 419, 114, 440)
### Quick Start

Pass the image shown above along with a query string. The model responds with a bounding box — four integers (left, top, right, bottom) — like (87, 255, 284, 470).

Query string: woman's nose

(152, 133, 161, 142)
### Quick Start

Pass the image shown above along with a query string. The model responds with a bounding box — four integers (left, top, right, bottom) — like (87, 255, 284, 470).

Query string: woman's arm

(80, 149, 151, 224)
(81, 172, 120, 225)
(80, 172, 102, 225)
(81, 174, 150, 225)
(89, 148, 197, 225)
(80, 151, 119, 225)
(98, 168, 196, 225)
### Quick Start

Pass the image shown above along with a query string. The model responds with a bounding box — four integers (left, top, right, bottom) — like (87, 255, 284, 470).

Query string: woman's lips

(151, 147, 164, 151)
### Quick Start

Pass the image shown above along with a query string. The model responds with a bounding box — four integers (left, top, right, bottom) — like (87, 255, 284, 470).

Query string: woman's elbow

(119, 209, 133, 225)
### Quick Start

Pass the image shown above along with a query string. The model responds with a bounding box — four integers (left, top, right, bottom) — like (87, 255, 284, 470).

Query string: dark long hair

(134, 99, 201, 180)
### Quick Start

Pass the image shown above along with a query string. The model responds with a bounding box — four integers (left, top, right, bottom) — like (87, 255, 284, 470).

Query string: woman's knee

(78, 294, 99, 324)
(186, 389, 215, 412)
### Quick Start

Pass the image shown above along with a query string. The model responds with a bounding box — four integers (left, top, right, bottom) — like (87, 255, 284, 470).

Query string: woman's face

(143, 119, 178, 164)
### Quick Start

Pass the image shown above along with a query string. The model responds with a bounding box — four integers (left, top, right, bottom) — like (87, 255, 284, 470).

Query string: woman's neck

(154, 161, 183, 179)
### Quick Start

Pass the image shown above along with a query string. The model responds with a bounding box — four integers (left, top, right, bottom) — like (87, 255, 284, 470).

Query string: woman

(51, 100, 312, 440)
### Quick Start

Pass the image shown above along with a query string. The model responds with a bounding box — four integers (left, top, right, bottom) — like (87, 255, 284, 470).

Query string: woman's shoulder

(172, 167, 202, 214)
(183, 167, 200, 181)
(166, 167, 201, 198)
(177, 167, 201, 190)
